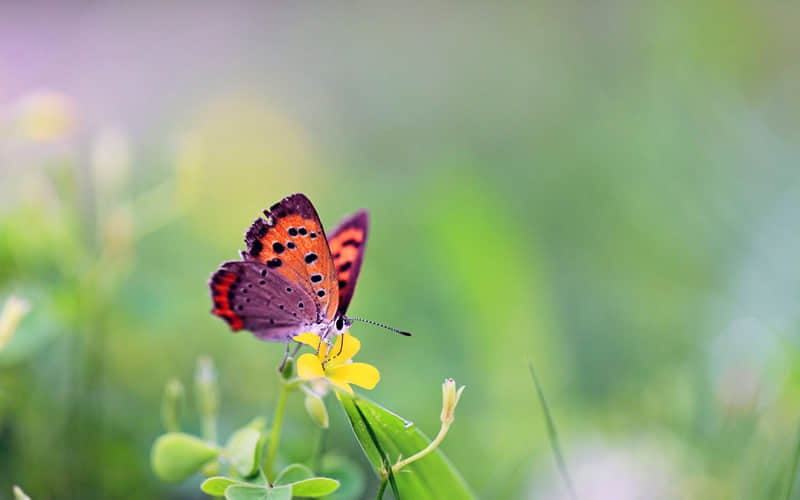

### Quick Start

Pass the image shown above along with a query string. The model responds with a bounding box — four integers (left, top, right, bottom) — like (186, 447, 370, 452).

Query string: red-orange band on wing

(210, 269, 244, 331)
(327, 211, 368, 315)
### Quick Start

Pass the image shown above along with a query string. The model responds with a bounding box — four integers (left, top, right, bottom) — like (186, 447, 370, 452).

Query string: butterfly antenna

(347, 317, 412, 337)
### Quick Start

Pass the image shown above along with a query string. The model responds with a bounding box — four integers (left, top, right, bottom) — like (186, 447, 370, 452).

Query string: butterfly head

(333, 315, 353, 335)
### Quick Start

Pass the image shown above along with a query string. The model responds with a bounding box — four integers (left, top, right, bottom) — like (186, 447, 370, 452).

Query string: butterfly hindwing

(243, 193, 340, 322)
(210, 260, 318, 342)
(328, 210, 368, 315)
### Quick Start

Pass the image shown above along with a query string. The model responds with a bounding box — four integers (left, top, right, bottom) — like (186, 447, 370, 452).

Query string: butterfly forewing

(243, 194, 340, 322)
(327, 210, 369, 315)
(210, 260, 318, 342)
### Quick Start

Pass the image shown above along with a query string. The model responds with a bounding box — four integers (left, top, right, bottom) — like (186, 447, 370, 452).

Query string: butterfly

(209, 193, 410, 355)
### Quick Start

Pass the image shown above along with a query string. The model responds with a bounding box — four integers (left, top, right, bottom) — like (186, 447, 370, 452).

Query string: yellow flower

(293, 333, 379, 395)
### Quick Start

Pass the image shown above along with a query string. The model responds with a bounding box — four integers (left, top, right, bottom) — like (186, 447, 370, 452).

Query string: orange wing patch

(244, 194, 339, 321)
(327, 211, 368, 315)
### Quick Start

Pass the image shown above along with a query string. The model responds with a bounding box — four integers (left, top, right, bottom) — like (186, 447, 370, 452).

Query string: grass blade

(528, 359, 577, 500)
(783, 422, 800, 500)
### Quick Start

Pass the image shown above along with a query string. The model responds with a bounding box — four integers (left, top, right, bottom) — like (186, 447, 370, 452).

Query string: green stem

(391, 421, 451, 474)
(311, 427, 327, 473)
(201, 415, 217, 444)
(375, 479, 388, 499)
(265, 382, 290, 478)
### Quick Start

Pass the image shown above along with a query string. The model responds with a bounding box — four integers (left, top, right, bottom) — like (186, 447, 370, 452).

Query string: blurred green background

(2, 2, 800, 499)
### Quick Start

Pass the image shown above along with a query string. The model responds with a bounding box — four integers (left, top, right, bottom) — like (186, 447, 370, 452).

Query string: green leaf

(242, 469, 269, 487)
(338, 394, 476, 500)
(151, 433, 221, 482)
(291, 477, 340, 497)
(275, 463, 313, 485)
(224, 485, 268, 500)
(320, 455, 365, 500)
(350, 401, 399, 499)
(225, 427, 264, 477)
(266, 486, 291, 500)
(272, 463, 339, 497)
(201, 476, 240, 496)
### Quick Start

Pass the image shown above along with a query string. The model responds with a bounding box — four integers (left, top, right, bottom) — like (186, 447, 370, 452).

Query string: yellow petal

(294, 332, 327, 361)
(327, 377, 354, 395)
(293, 333, 323, 349)
(297, 353, 325, 380)
(328, 362, 380, 390)
(318, 342, 328, 361)
(326, 333, 361, 367)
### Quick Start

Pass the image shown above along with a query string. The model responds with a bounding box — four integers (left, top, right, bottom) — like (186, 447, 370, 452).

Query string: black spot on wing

(341, 239, 360, 248)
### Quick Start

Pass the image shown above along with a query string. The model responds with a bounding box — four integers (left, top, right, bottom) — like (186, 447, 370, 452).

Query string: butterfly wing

(209, 260, 319, 342)
(327, 210, 368, 315)
(243, 193, 340, 322)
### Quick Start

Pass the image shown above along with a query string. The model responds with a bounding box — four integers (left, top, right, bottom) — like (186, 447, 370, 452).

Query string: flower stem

(311, 427, 327, 473)
(391, 421, 451, 474)
(375, 479, 388, 499)
(201, 415, 218, 444)
(265, 382, 290, 478)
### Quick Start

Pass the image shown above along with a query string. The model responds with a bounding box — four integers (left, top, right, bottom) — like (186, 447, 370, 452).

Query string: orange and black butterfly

(209, 193, 410, 349)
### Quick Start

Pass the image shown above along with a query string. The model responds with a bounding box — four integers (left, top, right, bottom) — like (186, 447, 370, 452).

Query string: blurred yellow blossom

(0, 296, 30, 351)
(15, 90, 77, 142)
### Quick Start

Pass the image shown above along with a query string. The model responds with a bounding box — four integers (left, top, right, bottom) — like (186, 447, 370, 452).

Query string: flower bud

(0, 296, 30, 352)
(304, 392, 329, 429)
(195, 356, 219, 442)
(281, 357, 295, 380)
(195, 356, 219, 417)
(440, 378, 465, 425)
(91, 126, 131, 197)
(13, 486, 31, 500)
(161, 378, 185, 432)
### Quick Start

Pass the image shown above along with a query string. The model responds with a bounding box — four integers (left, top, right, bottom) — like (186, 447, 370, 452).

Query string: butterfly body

(210, 193, 366, 344)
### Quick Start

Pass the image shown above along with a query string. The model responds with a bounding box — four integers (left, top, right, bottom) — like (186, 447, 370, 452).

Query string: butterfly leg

(335, 333, 345, 357)
(290, 342, 302, 358)
(277, 340, 291, 373)
(314, 335, 324, 356)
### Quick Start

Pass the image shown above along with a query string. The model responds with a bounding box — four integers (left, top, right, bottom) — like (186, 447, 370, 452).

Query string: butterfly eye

(336, 317, 344, 331)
